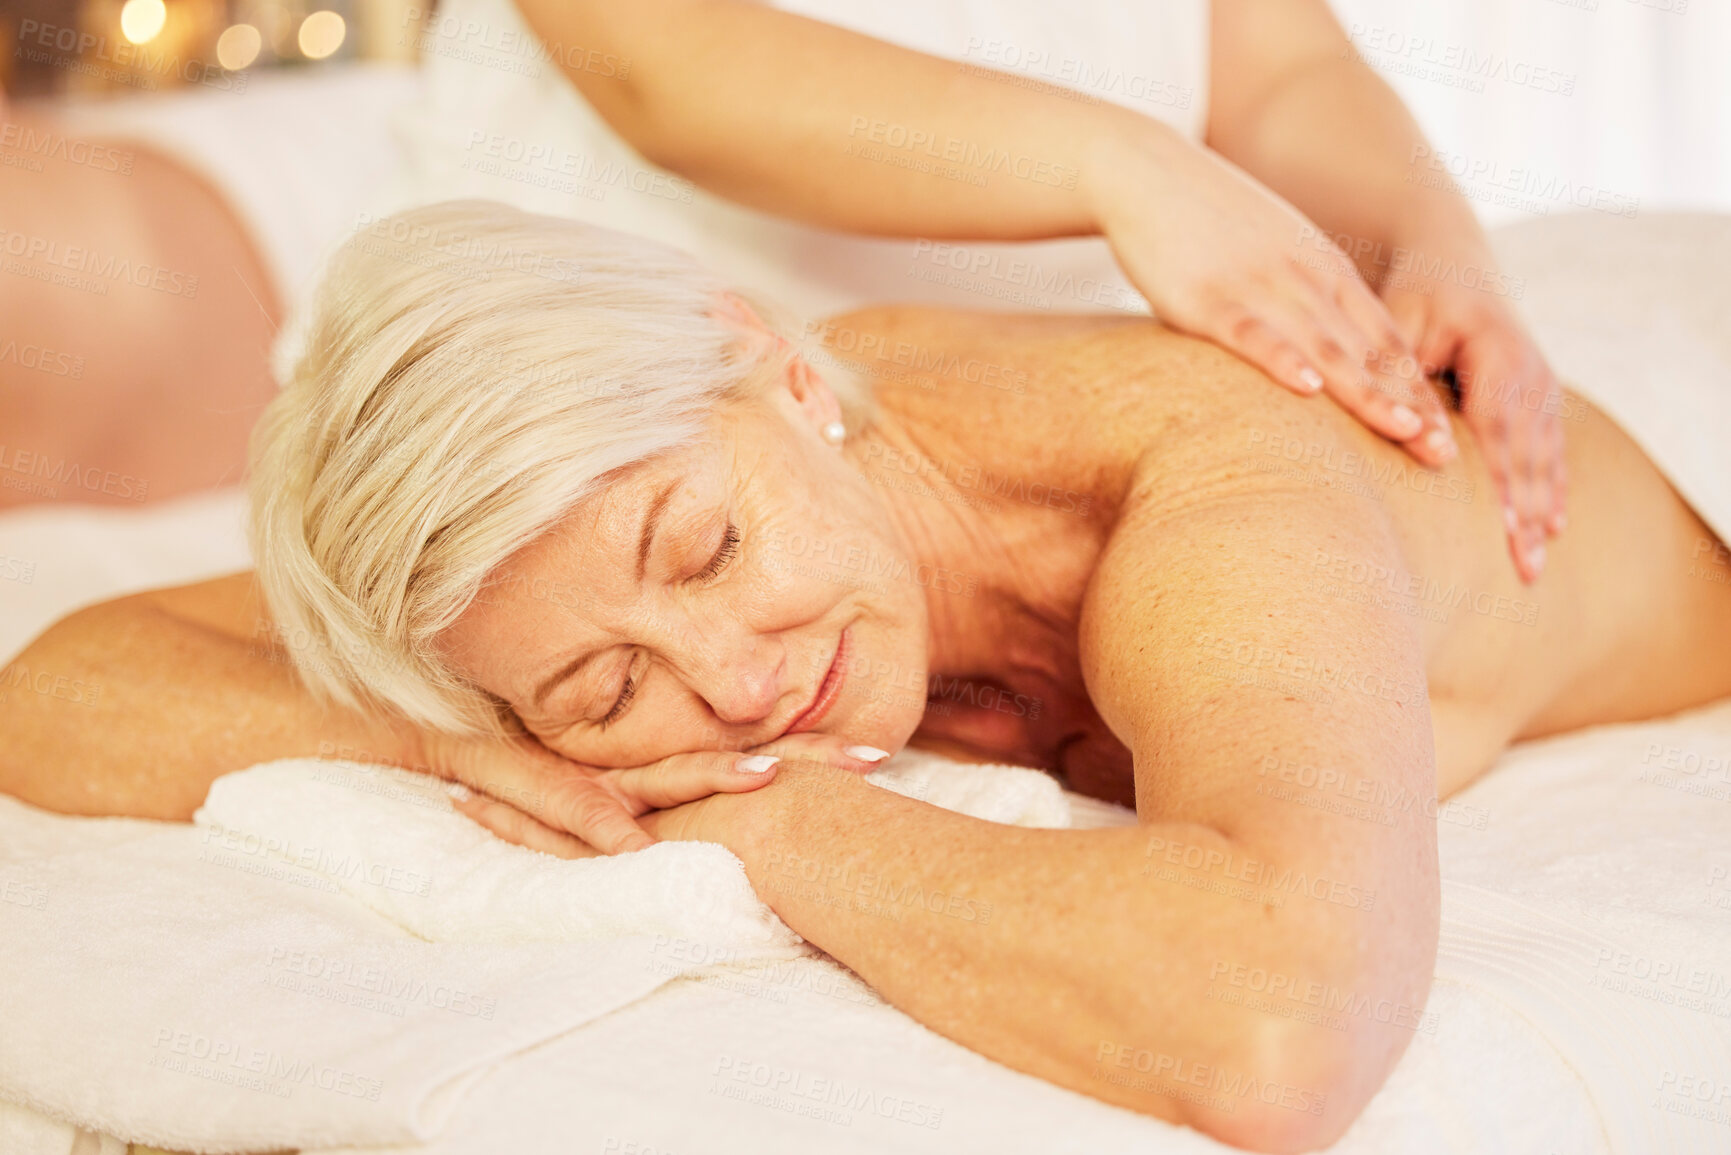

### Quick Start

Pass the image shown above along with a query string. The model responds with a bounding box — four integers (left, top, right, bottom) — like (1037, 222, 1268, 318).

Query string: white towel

(0, 753, 1067, 1153)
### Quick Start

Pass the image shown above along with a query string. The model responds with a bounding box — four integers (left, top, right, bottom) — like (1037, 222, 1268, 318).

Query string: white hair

(250, 199, 864, 735)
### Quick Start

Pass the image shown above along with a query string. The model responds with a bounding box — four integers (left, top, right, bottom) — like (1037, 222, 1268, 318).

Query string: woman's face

(437, 382, 930, 767)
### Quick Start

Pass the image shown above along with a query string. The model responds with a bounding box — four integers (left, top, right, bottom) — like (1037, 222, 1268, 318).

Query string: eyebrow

(529, 476, 681, 711)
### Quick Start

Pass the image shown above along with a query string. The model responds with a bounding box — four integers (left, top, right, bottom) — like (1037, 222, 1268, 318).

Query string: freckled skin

(441, 306, 1731, 808)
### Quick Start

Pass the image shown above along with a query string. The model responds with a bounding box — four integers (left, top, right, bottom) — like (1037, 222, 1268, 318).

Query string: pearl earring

(821, 420, 846, 445)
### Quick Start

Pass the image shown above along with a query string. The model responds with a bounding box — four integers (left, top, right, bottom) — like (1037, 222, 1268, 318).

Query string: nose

(675, 621, 784, 727)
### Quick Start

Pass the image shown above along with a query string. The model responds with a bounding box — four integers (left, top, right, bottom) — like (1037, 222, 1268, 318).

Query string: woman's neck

(843, 404, 1066, 685)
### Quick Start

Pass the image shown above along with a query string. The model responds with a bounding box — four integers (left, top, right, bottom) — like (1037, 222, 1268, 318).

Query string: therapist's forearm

(511, 0, 1165, 239)
(1209, 55, 1491, 279)
(708, 761, 1389, 1151)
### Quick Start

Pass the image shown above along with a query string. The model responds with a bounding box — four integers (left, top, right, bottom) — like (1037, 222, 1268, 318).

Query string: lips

(785, 627, 851, 735)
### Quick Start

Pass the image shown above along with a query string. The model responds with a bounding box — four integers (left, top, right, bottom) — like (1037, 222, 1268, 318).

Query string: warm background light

(215, 24, 263, 71)
(119, 0, 168, 45)
(297, 10, 347, 60)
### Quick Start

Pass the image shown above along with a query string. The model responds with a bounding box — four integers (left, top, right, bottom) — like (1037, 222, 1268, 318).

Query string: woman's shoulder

(820, 305, 1370, 479)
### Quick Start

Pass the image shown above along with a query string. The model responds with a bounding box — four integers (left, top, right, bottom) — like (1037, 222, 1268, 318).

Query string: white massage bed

(2, 209, 1729, 1155)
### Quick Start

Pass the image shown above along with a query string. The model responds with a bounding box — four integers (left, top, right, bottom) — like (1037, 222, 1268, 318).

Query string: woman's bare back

(827, 306, 1731, 801)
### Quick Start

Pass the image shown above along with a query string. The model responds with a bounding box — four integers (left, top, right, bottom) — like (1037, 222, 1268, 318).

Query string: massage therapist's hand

(1087, 126, 1457, 468)
(1380, 254, 1567, 583)
(435, 731, 887, 859)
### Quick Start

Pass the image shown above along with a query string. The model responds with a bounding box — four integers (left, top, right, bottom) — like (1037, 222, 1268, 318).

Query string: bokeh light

(297, 10, 347, 60)
(215, 24, 263, 71)
(119, 0, 168, 45)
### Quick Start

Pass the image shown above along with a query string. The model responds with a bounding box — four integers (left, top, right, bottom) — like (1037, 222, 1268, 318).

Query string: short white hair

(250, 199, 862, 735)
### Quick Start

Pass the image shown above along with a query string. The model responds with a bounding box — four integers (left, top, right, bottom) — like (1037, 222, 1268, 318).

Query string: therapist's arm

(514, 0, 1113, 237)
(509, 0, 1458, 460)
(1207, 0, 1567, 580)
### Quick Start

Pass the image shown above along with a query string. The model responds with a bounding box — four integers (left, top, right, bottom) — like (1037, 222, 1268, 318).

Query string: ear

(715, 291, 841, 432)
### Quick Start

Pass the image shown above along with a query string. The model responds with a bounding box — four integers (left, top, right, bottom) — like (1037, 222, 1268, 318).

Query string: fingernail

(1391, 405, 1423, 437)
(1297, 367, 1325, 392)
(446, 782, 472, 801)
(1422, 428, 1455, 458)
(736, 754, 781, 774)
(1552, 511, 1568, 532)
(1504, 506, 1519, 533)
(1526, 542, 1546, 575)
(844, 745, 892, 763)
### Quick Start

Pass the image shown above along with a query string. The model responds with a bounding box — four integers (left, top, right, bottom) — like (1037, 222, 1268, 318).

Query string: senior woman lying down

(5, 202, 1731, 1153)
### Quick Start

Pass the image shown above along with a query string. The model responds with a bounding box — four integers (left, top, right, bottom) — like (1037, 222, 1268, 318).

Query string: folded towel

(0, 753, 1067, 1153)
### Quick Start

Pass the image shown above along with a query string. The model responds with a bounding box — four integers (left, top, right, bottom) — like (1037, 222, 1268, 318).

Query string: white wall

(1327, 0, 1731, 225)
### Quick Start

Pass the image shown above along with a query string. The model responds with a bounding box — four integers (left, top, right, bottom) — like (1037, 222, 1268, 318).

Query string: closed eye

(600, 669, 637, 728)
(691, 522, 739, 583)
(598, 521, 735, 729)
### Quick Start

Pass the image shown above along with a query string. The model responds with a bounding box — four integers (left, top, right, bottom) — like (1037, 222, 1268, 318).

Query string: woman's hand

(1086, 126, 1458, 467)
(1380, 259, 1567, 583)
(431, 731, 888, 858)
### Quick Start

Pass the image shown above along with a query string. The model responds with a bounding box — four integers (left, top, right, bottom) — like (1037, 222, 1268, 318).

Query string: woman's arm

(0, 574, 413, 819)
(1207, 0, 1566, 579)
(0, 574, 786, 849)
(509, 0, 1457, 463)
